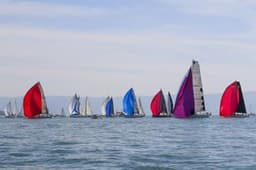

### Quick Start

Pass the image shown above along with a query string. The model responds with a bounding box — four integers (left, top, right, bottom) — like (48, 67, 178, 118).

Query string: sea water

(0, 115, 256, 169)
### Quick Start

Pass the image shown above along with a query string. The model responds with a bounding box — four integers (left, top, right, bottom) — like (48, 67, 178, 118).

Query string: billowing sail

(191, 60, 206, 112)
(167, 92, 173, 114)
(123, 88, 136, 115)
(23, 82, 49, 118)
(150, 89, 167, 117)
(69, 94, 80, 116)
(220, 81, 247, 117)
(173, 68, 194, 118)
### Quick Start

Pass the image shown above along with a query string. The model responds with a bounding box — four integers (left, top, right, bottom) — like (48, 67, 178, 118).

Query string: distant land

(1, 92, 256, 115)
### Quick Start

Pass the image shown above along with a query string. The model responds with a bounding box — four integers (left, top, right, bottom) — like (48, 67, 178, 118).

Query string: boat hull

(190, 111, 211, 118)
(124, 113, 145, 118)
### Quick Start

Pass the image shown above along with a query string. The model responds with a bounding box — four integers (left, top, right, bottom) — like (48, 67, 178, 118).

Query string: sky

(1, 0, 256, 97)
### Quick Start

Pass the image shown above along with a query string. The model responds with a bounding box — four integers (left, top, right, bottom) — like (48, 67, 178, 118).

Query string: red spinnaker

(23, 82, 43, 118)
(151, 90, 162, 117)
(219, 81, 240, 117)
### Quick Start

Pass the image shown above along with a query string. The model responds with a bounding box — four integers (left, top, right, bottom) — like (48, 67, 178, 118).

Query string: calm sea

(0, 115, 256, 170)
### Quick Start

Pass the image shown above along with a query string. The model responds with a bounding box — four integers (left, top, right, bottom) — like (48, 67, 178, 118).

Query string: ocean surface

(1, 115, 256, 170)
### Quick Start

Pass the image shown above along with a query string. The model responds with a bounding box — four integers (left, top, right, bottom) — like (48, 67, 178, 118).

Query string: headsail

(173, 68, 194, 118)
(123, 88, 136, 116)
(23, 82, 49, 118)
(220, 81, 247, 117)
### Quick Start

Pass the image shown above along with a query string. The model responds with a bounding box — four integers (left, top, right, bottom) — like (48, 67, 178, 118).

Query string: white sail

(38, 83, 49, 114)
(85, 96, 93, 116)
(137, 97, 145, 115)
(101, 96, 110, 116)
(4, 102, 12, 117)
(191, 60, 205, 112)
(12, 100, 18, 117)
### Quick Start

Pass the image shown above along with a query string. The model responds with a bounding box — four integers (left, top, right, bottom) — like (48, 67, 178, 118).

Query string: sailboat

(122, 88, 145, 118)
(173, 60, 211, 118)
(150, 89, 170, 117)
(23, 82, 51, 118)
(4, 101, 14, 118)
(81, 96, 95, 118)
(60, 107, 66, 117)
(69, 94, 80, 117)
(219, 81, 249, 117)
(101, 96, 116, 117)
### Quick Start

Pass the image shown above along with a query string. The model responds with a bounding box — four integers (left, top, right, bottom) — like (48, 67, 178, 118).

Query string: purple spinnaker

(173, 68, 195, 118)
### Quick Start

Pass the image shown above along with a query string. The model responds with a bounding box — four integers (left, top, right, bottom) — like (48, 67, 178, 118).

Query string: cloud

(0, 21, 256, 96)
(158, 0, 256, 17)
(0, 0, 110, 18)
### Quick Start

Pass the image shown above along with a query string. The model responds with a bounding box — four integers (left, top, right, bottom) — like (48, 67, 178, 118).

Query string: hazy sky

(1, 0, 256, 97)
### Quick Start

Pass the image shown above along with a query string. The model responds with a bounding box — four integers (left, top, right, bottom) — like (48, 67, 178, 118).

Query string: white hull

(191, 111, 211, 118)
(232, 112, 249, 118)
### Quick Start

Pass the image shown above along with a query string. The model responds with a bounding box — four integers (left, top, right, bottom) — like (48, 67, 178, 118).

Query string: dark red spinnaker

(23, 82, 48, 118)
(219, 81, 246, 117)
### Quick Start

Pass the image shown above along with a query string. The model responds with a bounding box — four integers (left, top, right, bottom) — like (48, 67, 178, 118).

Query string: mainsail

(150, 89, 167, 117)
(84, 96, 93, 116)
(167, 92, 173, 114)
(220, 81, 247, 117)
(137, 97, 145, 116)
(191, 60, 206, 113)
(23, 82, 49, 118)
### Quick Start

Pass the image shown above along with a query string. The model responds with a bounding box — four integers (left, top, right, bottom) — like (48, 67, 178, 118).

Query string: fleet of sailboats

(2, 60, 255, 119)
